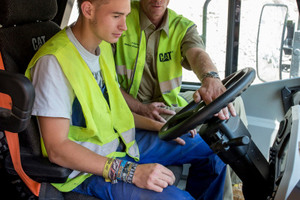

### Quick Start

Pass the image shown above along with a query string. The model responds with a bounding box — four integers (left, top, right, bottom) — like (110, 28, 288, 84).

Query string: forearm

(120, 87, 175, 123)
(50, 139, 107, 175)
(185, 48, 236, 119)
(38, 117, 107, 176)
(132, 112, 164, 131)
(120, 88, 144, 114)
(186, 47, 219, 82)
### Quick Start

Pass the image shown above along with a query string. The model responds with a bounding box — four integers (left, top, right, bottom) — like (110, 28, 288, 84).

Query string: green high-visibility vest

(115, 1, 194, 107)
(25, 29, 139, 192)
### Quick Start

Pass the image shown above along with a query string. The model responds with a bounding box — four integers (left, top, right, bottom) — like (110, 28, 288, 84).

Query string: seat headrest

(0, 0, 58, 27)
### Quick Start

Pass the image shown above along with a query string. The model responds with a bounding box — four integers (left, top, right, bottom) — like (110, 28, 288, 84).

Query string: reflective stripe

(68, 129, 139, 179)
(68, 170, 87, 180)
(68, 138, 120, 179)
(160, 76, 182, 94)
(128, 142, 139, 158)
(121, 128, 139, 158)
(121, 128, 135, 144)
(116, 65, 133, 80)
(69, 141, 139, 179)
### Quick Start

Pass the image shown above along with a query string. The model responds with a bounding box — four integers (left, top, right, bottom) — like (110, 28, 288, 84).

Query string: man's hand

(132, 163, 175, 192)
(120, 89, 175, 123)
(173, 129, 197, 145)
(139, 102, 176, 123)
(186, 47, 236, 120)
(194, 78, 236, 120)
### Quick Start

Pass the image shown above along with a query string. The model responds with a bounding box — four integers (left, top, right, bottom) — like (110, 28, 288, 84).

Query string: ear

(81, 1, 94, 19)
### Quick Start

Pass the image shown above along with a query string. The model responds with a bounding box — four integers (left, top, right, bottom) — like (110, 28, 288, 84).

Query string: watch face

(201, 72, 220, 82)
(208, 71, 220, 79)
(210, 72, 218, 76)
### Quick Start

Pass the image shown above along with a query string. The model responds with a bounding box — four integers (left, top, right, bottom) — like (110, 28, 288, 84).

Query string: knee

(136, 185, 195, 200)
(211, 154, 226, 176)
(160, 185, 195, 200)
(233, 96, 248, 127)
(233, 96, 245, 114)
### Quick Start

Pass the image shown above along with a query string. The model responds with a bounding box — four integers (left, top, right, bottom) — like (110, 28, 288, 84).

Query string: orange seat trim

(0, 52, 41, 196)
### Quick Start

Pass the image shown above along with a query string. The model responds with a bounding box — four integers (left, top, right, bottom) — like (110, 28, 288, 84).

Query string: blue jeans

(73, 129, 226, 200)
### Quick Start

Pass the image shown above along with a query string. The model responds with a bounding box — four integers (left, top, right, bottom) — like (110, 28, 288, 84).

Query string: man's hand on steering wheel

(195, 78, 236, 120)
(159, 68, 255, 141)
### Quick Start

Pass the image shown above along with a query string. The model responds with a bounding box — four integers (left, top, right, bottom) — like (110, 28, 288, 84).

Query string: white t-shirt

(31, 27, 104, 124)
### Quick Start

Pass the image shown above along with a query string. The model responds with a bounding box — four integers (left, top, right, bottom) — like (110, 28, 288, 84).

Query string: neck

(148, 9, 167, 28)
(149, 16, 163, 27)
(71, 18, 102, 55)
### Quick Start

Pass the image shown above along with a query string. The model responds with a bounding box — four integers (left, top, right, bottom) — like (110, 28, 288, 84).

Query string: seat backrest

(0, 0, 61, 73)
(0, 2, 102, 199)
(0, 0, 61, 156)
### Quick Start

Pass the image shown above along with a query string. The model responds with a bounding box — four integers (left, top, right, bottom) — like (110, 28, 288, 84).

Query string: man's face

(91, 0, 130, 44)
(140, 0, 170, 24)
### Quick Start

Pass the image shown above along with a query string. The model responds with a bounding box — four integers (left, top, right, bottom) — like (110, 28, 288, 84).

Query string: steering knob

(224, 136, 250, 148)
(211, 136, 250, 152)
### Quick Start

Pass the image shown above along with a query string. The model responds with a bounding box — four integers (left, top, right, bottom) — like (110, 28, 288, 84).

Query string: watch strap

(200, 71, 220, 82)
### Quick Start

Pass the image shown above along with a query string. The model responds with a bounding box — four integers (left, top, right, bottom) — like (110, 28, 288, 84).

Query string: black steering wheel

(159, 67, 256, 140)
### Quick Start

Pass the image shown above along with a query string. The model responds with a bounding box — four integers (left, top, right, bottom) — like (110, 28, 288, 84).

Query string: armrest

(0, 70, 35, 133)
(5, 154, 72, 183)
(1, 70, 71, 183)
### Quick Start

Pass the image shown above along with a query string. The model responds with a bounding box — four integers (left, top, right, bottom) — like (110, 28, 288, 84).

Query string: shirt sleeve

(30, 55, 74, 119)
(181, 25, 205, 70)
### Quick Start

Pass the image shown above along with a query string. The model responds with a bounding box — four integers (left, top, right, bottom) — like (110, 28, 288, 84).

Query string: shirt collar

(139, 8, 169, 37)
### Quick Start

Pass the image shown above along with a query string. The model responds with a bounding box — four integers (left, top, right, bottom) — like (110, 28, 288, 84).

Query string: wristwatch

(200, 71, 220, 82)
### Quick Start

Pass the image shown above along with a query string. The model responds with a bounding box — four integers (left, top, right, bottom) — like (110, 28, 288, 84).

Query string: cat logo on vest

(159, 51, 173, 62)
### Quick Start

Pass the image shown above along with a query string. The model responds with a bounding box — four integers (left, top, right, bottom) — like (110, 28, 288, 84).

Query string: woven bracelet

(104, 158, 138, 184)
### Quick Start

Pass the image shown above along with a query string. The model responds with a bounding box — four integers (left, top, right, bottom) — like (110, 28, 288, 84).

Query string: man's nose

(120, 18, 127, 31)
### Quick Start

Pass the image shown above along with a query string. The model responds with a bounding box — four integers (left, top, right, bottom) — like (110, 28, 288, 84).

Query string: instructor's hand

(139, 102, 176, 123)
(194, 78, 236, 120)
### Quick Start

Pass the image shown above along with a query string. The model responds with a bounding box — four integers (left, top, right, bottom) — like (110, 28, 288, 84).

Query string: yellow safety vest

(115, 1, 195, 107)
(25, 29, 139, 192)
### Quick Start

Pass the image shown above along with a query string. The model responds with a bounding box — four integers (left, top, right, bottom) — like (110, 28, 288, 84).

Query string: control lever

(212, 136, 250, 152)
(225, 136, 250, 147)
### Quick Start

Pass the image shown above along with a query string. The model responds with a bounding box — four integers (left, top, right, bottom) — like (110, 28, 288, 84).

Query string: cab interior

(0, 0, 299, 200)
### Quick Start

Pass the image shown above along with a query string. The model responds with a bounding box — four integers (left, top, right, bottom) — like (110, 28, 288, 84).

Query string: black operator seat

(0, 0, 99, 199)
